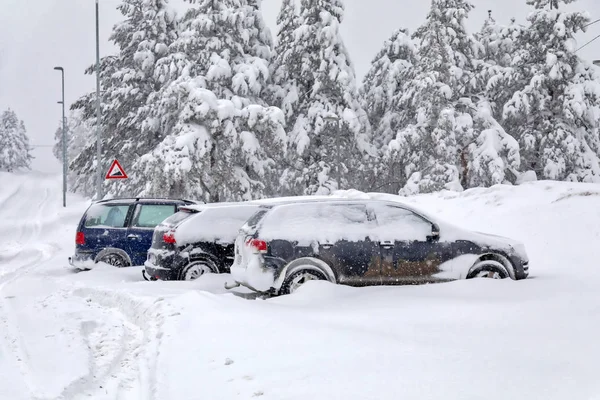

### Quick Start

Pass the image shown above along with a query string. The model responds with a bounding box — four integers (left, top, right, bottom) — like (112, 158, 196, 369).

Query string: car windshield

(84, 204, 129, 228)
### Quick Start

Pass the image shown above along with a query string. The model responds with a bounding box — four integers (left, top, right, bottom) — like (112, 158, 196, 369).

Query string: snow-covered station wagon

(230, 199, 530, 295)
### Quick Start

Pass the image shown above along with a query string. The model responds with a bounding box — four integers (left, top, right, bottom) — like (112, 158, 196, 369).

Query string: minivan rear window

(84, 204, 129, 228)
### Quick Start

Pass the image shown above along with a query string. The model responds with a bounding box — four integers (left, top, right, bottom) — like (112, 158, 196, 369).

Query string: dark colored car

(144, 203, 262, 281)
(230, 199, 529, 295)
(69, 198, 197, 269)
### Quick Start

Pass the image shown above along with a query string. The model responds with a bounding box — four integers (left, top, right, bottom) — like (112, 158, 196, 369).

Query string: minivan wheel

(98, 253, 129, 268)
(281, 269, 327, 295)
(180, 260, 218, 281)
(467, 259, 509, 280)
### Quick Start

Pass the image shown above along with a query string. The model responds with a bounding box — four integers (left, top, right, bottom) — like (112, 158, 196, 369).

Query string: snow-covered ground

(1, 171, 600, 400)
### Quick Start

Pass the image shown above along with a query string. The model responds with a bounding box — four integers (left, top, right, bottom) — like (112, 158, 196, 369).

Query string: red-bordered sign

(105, 159, 128, 179)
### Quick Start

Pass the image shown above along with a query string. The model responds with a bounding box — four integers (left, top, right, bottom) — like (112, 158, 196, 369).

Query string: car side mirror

(426, 224, 440, 242)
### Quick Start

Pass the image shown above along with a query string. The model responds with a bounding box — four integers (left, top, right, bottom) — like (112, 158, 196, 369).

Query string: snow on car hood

(439, 222, 528, 261)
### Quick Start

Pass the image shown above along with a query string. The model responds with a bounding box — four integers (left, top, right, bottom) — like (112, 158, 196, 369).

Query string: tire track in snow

(0, 177, 63, 399)
(0, 244, 60, 400)
(57, 289, 169, 400)
(58, 308, 144, 400)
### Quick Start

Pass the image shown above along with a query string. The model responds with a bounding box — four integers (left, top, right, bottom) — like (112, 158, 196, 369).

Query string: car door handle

(127, 234, 141, 240)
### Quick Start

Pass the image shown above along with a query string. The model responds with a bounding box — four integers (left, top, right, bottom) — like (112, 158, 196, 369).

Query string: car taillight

(163, 231, 176, 244)
(75, 231, 85, 245)
(246, 238, 267, 254)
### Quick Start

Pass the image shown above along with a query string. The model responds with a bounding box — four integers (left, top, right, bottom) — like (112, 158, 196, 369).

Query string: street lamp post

(54, 66, 67, 208)
(95, 0, 102, 200)
(324, 115, 341, 190)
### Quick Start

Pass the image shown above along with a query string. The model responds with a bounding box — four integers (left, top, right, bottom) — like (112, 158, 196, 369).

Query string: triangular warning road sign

(105, 159, 128, 180)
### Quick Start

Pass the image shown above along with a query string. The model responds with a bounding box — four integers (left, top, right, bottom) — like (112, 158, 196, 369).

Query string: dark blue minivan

(69, 198, 197, 270)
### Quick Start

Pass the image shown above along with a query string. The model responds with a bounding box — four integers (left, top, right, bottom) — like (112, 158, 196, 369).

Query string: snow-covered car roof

(178, 195, 346, 213)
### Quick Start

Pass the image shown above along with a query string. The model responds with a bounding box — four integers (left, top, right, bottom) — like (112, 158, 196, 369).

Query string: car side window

(84, 204, 130, 228)
(321, 204, 370, 225)
(132, 204, 176, 228)
(316, 203, 373, 241)
(371, 204, 432, 242)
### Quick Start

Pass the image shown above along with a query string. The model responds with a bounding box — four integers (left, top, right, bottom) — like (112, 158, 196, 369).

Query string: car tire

(467, 259, 509, 279)
(180, 259, 218, 281)
(97, 253, 130, 268)
(280, 269, 328, 295)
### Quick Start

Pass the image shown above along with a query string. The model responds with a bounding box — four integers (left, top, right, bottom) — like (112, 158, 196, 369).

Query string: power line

(576, 33, 600, 52)
(584, 18, 600, 29)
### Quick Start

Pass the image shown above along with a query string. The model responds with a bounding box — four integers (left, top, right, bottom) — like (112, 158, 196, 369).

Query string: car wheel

(98, 253, 130, 268)
(280, 269, 328, 295)
(180, 260, 218, 281)
(467, 259, 508, 280)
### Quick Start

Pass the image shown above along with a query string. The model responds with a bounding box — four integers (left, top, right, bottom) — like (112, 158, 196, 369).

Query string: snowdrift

(1, 173, 600, 400)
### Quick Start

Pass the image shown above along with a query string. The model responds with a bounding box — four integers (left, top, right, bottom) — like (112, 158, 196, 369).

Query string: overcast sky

(1, 0, 599, 173)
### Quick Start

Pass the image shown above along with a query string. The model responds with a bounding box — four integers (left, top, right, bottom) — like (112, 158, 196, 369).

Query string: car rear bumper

(144, 248, 186, 280)
(230, 256, 277, 293)
(144, 261, 179, 280)
(68, 251, 96, 269)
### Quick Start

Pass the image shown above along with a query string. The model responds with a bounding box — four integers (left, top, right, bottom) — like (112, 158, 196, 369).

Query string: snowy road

(1, 171, 600, 399)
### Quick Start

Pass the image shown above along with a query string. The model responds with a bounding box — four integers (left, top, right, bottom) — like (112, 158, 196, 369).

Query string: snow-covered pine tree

(476, 12, 526, 123)
(270, 0, 301, 121)
(70, 0, 178, 197)
(359, 28, 418, 194)
(127, 0, 287, 202)
(360, 28, 418, 150)
(65, 109, 93, 165)
(282, 0, 373, 195)
(52, 119, 68, 161)
(387, 0, 519, 194)
(503, 0, 600, 182)
(477, 11, 501, 64)
(0, 109, 33, 172)
(61, 109, 96, 196)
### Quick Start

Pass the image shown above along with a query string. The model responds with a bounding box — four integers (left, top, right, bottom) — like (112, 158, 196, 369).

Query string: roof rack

(95, 197, 202, 204)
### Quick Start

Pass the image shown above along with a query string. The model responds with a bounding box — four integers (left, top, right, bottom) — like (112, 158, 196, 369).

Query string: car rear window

(84, 204, 129, 228)
(174, 204, 260, 244)
(240, 208, 270, 234)
(161, 209, 197, 227)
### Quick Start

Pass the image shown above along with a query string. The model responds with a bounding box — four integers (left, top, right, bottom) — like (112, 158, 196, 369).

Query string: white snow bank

(3, 174, 600, 400)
